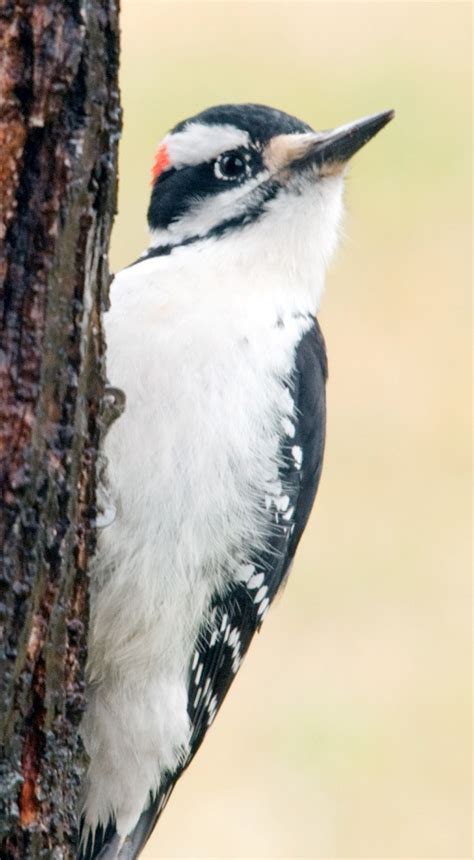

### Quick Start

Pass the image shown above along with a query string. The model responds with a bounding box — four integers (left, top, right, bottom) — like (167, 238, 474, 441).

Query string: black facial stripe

(133, 179, 282, 266)
(148, 147, 264, 231)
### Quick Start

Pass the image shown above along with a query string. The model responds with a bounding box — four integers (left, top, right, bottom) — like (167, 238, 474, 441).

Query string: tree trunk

(0, 2, 120, 856)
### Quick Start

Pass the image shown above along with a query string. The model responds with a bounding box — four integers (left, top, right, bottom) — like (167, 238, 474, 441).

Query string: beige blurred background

(111, 2, 472, 857)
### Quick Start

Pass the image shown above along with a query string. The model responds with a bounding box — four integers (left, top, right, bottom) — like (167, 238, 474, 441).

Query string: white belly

(81, 258, 312, 836)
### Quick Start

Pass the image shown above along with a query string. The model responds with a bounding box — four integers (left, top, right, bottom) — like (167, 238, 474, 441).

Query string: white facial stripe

(164, 123, 250, 169)
(150, 171, 269, 247)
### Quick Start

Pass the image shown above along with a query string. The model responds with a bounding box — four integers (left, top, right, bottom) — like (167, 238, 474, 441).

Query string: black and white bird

(78, 103, 393, 859)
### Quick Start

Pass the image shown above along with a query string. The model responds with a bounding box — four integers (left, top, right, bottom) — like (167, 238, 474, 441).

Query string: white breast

(91, 247, 314, 668)
(81, 241, 316, 837)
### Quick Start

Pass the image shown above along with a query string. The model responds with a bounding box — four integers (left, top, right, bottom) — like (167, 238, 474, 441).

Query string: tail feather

(77, 779, 176, 860)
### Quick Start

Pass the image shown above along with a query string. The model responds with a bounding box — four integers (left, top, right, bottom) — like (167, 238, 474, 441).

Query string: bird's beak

(264, 110, 395, 177)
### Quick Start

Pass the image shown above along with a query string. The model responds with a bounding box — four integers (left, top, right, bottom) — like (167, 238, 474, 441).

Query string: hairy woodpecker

(78, 103, 394, 859)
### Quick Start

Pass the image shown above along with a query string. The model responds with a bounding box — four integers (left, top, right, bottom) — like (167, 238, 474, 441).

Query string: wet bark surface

(0, 2, 120, 856)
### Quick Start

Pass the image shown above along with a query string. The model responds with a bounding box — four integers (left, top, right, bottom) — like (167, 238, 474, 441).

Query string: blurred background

(112, 2, 471, 857)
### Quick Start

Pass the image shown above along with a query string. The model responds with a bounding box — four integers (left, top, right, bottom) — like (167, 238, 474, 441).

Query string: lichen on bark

(0, 2, 121, 856)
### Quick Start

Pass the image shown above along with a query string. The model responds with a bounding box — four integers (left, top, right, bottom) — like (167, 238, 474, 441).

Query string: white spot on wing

(236, 563, 255, 583)
(247, 572, 265, 590)
(281, 416, 295, 438)
(257, 597, 270, 617)
(254, 585, 268, 604)
(292, 445, 303, 468)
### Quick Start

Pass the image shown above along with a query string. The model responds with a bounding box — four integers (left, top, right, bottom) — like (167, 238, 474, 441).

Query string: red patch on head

(151, 143, 171, 184)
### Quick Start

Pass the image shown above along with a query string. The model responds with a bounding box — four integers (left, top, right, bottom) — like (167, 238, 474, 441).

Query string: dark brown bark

(0, 2, 120, 856)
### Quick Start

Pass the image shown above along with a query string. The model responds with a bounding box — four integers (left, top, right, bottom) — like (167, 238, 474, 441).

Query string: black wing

(79, 318, 327, 860)
(186, 316, 327, 757)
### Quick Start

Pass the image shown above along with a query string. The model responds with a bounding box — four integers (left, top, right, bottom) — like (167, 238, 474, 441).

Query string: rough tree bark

(0, 2, 120, 857)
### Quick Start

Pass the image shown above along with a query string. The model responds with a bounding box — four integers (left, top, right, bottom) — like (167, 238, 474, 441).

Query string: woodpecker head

(147, 103, 394, 278)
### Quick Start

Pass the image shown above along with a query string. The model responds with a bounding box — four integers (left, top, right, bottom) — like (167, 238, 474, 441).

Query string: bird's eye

(215, 151, 248, 181)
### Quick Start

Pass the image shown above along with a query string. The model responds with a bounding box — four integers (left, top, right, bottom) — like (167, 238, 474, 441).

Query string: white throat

(146, 173, 344, 316)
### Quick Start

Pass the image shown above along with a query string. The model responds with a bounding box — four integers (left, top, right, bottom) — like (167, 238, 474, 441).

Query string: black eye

(215, 151, 248, 181)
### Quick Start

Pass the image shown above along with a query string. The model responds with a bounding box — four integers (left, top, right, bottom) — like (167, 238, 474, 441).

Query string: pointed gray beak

(264, 110, 395, 176)
(302, 110, 395, 169)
